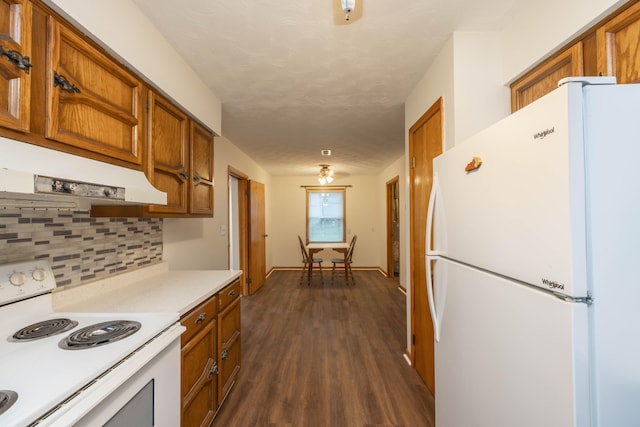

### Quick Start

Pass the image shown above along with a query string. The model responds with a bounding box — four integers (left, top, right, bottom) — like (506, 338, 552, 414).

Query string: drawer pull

(209, 362, 218, 377)
(53, 71, 80, 93)
(228, 289, 237, 298)
(195, 313, 207, 324)
(0, 45, 32, 74)
(221, 349, 228, 361)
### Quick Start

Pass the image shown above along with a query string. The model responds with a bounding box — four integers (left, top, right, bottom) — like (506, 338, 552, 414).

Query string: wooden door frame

(228, 166, 249, 295)
(386, 176, 399, 278)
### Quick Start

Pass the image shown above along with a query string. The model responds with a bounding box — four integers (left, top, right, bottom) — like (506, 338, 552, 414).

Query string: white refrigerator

(425, 77, 640, 427)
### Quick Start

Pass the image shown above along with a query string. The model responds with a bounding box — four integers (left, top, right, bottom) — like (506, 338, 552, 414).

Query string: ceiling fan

(333, 0, 362, 25)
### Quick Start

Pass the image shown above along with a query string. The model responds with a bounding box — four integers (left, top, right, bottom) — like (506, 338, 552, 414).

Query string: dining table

(305, 242, 350, 280)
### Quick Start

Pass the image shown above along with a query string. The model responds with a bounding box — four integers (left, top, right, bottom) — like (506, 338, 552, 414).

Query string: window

(306, 188, 345, 243)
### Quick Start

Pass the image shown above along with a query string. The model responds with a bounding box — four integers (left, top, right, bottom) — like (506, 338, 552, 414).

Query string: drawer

(181, 295, 218, 344)
(218, 279, 241, 312)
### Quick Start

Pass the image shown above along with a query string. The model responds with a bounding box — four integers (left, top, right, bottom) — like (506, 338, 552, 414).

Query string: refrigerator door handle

(426, 174, 445, 256)
(426, 174, 442, 342)
(426, 254, 441, 342)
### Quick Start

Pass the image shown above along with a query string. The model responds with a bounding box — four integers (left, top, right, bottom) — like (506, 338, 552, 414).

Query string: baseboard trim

(403, 352, 412, 366)
(270, 266, 387, 275)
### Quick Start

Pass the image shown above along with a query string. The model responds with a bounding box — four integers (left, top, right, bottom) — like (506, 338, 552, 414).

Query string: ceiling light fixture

(341, 0, 355, 21)
(318, 164, 334, 185)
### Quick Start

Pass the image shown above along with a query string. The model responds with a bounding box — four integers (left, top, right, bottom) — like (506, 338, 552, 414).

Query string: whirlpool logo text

(542, 277, 565, 290)
(533, 127, 555, 140)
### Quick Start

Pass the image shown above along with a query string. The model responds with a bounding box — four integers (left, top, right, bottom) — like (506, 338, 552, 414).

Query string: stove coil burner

(11, 318, 79, 341)
(59, 320, 142, 350)
(0, 390, 18, 416)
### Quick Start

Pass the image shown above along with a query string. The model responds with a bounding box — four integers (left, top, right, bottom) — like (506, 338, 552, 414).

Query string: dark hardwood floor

(212, 270, 435, 427)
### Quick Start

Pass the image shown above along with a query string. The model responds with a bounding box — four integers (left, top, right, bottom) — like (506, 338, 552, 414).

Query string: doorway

(228, 167, 249, 294)
(409, 98, 443, 394)
(386, 176, 400, 279)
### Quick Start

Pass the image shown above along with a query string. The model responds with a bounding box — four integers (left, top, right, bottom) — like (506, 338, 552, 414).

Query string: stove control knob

(32, 268, 47, 281)
(9, 272, 26, 286)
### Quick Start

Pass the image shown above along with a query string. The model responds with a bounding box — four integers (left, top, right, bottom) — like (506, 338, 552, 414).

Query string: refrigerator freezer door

(433, 258, 589, 427)
(432, 82, 587, 297)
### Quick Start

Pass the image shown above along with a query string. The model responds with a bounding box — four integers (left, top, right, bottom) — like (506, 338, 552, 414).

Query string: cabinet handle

(221, 349, 228, 361)
(179, 171, 189, 180)
(195, 313, 206, 324)
(208, 362, 218, 377)
(228, 289, 236, 298)
(53, 71, 80, 93)
(193, 175, 201, 183)
(0, 45, 32, 74)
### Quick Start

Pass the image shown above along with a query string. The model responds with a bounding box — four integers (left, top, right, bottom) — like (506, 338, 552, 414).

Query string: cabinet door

(0, 0, 31, 131)
(510, 43, 583, 112)
(46, 18, 143, 165)
(597, 1, 640, 83)
(181, 321, 218, 427)
(147, 91, 189, 214)
(218, 297, 241, 405)
(189, 121, 214, 215)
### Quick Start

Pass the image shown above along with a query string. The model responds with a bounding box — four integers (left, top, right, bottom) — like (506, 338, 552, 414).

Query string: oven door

(39, 323, 184, 427)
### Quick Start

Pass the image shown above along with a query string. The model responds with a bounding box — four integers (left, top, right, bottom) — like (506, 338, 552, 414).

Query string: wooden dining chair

(331, 235, 357, 284)
(298, 235, 323, 285)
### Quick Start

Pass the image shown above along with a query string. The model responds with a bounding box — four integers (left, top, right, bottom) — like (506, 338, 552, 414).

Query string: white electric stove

(0, 260, 184, 427)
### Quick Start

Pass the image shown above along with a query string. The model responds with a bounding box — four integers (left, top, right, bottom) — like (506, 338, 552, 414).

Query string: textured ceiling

(131, 0, 526, 177)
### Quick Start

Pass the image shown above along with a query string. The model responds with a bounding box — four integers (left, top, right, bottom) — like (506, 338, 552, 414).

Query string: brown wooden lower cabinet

(180, 279, 241, 426)
(218, 296, 241, 404)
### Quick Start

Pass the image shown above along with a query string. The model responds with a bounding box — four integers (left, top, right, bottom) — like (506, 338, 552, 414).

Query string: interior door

(248, 180, 266, 295)
(409, 98, 443, 394)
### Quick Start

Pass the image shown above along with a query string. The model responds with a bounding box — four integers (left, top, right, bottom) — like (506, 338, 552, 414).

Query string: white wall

(43, 0, 222, 135)
(452, 32, 511, 143)
(405, 37, 455, 151)
(163, 136, 271, 271)
(501, 0, 627, 82)
(270, 175, 386, 270)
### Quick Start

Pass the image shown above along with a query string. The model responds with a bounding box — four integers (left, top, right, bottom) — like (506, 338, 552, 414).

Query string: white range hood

(0, 137, 166, 206)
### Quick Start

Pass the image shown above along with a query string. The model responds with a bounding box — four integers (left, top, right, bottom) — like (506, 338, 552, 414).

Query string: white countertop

(53, 263, 243, 316)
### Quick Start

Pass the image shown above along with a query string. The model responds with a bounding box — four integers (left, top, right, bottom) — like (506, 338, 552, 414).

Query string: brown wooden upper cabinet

(146, 91, 214, 217)
(0, 0, 32, 132)
(511, 43, 584, 112)
(596, 2, 640, 83)
(92, 92, 214, 218)
(45, 17, 144, 166)
(189, 120, 215, 216)
(511, 0, 640, 111)
(146, 91, 190, 215)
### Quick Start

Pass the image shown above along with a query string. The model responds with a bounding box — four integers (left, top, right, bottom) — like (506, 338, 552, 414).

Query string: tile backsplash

(0, 207, 162, 288)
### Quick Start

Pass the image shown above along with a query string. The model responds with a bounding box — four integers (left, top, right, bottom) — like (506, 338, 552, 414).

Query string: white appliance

(0, 260, 185, 426)
(0, 137, 167, 205)
(425, 77, 640, 427)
